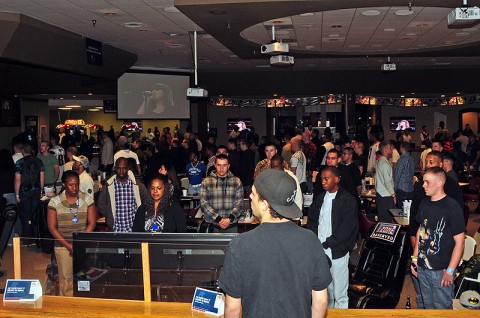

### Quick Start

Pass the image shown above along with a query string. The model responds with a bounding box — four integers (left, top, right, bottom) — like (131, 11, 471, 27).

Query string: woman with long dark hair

(133, 174, 185, 233)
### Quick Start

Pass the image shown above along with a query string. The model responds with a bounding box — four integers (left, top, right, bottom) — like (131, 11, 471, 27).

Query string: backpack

(20, 156, 41, 188)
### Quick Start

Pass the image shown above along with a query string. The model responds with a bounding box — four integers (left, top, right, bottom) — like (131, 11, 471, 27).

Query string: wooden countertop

(0, 295, 476, 317)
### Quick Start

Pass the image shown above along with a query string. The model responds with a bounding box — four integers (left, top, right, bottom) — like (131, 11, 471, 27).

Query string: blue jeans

(327, 253, 349, 308)
(418, 267, 453, 309)
(410, 273, 425, 309)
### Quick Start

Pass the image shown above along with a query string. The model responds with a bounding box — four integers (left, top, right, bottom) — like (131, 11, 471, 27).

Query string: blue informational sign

(191, 287, 224, 316)
(3, 279, 42, 302)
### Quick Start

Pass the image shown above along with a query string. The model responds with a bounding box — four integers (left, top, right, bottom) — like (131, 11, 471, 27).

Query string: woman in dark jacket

(133, 174, 186, 233)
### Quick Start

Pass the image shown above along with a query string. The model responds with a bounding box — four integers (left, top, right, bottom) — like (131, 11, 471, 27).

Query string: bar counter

(0, 295, 475, 318)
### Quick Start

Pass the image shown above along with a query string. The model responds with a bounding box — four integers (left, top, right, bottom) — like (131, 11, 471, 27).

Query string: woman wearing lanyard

(47, 170, 96, 296)
(133, 174, 186, 233)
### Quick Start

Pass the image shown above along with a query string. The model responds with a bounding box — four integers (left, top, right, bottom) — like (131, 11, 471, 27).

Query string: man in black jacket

(307, 166, 358, 308)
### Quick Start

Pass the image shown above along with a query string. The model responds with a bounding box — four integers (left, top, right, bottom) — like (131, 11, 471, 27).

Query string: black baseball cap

(254, 169, 302, 219)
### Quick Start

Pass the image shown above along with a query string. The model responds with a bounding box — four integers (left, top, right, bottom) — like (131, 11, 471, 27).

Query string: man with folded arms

(219, 169, 331, 317)
(411, 167, 465, 309)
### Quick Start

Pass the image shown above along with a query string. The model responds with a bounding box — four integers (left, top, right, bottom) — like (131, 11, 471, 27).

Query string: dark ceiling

(1, 1, 480, 98)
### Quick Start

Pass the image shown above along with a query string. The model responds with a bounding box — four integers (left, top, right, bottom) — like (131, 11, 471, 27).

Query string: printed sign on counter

(191, 287, 224, 316)
(3, 279, 42, 302)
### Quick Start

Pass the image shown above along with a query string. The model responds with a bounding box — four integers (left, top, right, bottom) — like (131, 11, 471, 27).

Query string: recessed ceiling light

(273, 94, 278, 97)
(169, 44, 184, 48)
(416, 23, 429, 27)
(299, 13, 314, 17)
(58, 107, 71, 110)
(123, 22, 144, 28)
(462, 27, 478, 32)
(406, 33, 417, 36)
(88, 93, 93, 96)
(411, 92, 415, 95)
(300, 24, 314, 28)
(383, 28, 396, 32)
(103, 12, 116, 16)
(95, 106, 103, 109)
(331, 24, 342, 28)
(67, 105, 81, 108)
(440, 94, 446, 97)
(305, 45, 315, 49)
(400, 95, 405, 98)
(455, 32, 470, 36)
(395, 9, 414, 16)
(329, 34, 340, 37)
(209, 10, 226, 14)
(401, 37, 412, 40)
(362, 10, 381, 16)
(163, 6, 180, 13)
(230, 54, 238, 58)
(328, 38, 340, 42)
(59, 97, 64, 100)
(457, 92, 461, 95)
(72, 95, 76, 98)
(163, 32, 180, 37)
(88, 108, 100, 112)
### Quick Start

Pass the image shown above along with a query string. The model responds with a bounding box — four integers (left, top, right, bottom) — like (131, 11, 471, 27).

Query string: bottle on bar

(405, 296, 411, 309)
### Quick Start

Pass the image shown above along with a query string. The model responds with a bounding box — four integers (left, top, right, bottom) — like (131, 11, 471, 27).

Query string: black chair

(348, 228, 410, 309)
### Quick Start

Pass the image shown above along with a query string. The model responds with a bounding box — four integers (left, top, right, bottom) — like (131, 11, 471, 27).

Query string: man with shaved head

(410, 167, 465, 309)
(408, 150, 464, 308)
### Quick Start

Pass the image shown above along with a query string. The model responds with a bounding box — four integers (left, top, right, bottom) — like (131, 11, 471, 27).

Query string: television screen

(390, 116, 416, 132)
(117, 73, 190, 119)
(227, 118, 252, 132)
(72, 232, 236, 271)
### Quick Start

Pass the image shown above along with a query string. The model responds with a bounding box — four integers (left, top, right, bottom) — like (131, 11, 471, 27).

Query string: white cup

(182, 189, 188, 196)
(97, 175, 102, 182)
(102, 172, 106, 180)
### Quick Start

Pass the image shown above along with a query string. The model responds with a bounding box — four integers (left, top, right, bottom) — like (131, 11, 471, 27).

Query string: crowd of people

(0, 120, 478, 314)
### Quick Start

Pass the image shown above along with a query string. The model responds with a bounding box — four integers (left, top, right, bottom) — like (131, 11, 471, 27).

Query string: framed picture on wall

(0, 97, 20, 127)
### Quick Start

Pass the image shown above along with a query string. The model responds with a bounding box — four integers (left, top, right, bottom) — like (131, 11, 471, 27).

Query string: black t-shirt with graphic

(416, 196, 466, 270)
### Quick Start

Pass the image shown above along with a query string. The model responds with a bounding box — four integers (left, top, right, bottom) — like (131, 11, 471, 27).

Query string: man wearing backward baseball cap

(72, 155, 94, 200)
(218, 169, 331, 318)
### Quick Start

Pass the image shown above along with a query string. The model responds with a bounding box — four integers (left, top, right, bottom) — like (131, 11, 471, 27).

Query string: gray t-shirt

(218, 221, 332, 317)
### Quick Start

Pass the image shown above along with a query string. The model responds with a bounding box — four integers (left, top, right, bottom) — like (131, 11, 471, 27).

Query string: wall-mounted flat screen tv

(390, 116, 416, 132)
(117, 73, 190, 119)
(227, 118, 252, 132)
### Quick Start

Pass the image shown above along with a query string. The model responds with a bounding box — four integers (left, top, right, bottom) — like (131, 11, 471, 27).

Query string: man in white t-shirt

(72, 155, 95, 200)
(114, 136, 141, 175)
(290, 139, 307, 193)
(12, 141, 23, 163)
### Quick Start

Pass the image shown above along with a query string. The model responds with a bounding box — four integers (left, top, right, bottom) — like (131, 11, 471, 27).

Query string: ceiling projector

(270, 55, 294, 67)
(381, 63, 396, 72)
(261, 42, 289, 55)
(448, 6, 480, 27)
(187, 87, 208, 98)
